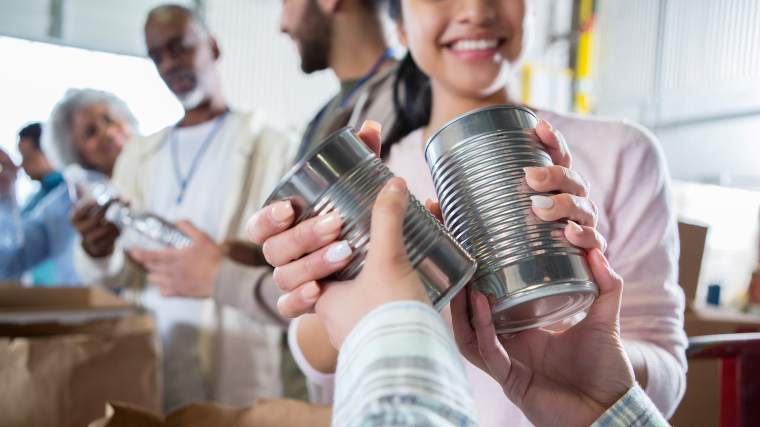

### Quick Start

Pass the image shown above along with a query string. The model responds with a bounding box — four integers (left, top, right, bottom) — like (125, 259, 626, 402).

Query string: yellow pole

(574, 0, 595, 113)
(521, 63, 533, 104)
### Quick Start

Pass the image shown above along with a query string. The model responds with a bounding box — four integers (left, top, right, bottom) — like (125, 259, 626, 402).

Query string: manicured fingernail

(524, 167, 548, 182)
(567, 220, 583, 234)
(540, 119, 554, 131)
(364, 120, 382, 134)
(270, 201, 294, 223)
(314, 212, 341, 235)
(301, 282, 320, 300)
(324, 241, 352, 263)
(384, 178, 406, 193)
(530, 195, 554, 209)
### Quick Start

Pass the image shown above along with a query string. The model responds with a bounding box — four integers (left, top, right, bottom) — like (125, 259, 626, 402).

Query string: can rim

(264, 126, 356, 207)
(424, 104, 538, 164)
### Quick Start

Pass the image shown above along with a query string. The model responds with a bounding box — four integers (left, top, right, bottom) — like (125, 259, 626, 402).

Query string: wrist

(205, 249, 225, 289)
(82, 241, 113, 258)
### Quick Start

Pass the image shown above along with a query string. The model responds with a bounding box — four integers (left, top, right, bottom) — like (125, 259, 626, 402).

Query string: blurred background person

(0, 89, 135, 286)
(2, 122, 64, 284)
(18, 123, 60, 216)
(72, 4, 296, 410)
(281, 0, 398, 158)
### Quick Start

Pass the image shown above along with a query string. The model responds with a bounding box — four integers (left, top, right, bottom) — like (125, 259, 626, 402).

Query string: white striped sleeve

(333, 301, 478, 427)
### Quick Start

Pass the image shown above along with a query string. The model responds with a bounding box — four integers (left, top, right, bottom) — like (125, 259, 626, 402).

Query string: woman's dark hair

(381, 0, 433, 158)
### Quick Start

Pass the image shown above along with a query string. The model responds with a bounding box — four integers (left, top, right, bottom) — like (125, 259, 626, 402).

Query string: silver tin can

(426, 105, 598, 333)
(266, 128, 476, 311)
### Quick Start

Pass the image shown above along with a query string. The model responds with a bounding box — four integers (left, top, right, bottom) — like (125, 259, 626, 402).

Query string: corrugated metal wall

(594, 0, 760, 127)
(203, 0, 338, 130)
(0, 0, 336, 130)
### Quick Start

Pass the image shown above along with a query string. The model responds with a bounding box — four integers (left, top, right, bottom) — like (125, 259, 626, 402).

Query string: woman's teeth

(450, 39, 499, 51)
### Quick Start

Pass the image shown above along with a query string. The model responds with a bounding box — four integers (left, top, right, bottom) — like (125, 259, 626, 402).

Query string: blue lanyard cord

(338, 48, 394, 110)
(169, 111, 228, 204)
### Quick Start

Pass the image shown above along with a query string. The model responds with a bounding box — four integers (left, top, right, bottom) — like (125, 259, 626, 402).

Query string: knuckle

(374, 198, 402, 216)
(293, 221, 314, 245)
(558, 194, 577, 213)
(544, 166, 563, 189)
(569, 169, 589, 196)
(302, 255, 321, 281)
(591, 199, 599, 216)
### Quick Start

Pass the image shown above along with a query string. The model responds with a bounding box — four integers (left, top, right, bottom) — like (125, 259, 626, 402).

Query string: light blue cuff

(592, 383, 669, 427)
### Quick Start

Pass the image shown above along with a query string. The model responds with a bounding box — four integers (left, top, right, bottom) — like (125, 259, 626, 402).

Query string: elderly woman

(0, 88, 136, 285)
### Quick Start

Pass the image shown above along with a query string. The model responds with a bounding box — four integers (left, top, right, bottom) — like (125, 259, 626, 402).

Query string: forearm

(213, 258, 289, 327)
(623, 339, 686, 418)
(624, 341, 649, 388)
(334, 301, 477, 427)
(297, 314, 338, 374)
(288, 316, 337, 405)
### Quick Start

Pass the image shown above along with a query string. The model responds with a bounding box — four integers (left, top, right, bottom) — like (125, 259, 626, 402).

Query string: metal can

(265, 128, 477, 311)
(426, 105, 598, 333)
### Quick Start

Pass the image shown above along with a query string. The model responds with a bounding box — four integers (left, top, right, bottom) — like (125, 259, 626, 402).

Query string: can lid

(264, 127, 375, 219)
(424, 105, 539, 168)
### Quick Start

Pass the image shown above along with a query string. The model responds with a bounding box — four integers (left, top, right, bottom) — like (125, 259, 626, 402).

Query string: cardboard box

(671, 222, 760, 426)
(0, 287, 161, 427)
(88, 399, 331, 427)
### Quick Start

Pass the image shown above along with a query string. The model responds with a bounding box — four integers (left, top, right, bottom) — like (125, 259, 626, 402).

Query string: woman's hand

(246, 121, 383, 317)
(525, 119, 606, 252)
(451, 249, 634, 427)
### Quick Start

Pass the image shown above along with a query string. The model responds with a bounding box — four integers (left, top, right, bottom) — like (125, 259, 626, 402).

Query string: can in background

(265, 128, 476, 311)
(425, 105, 598, 333)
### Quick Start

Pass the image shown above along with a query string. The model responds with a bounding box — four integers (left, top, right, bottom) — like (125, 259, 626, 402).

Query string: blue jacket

(0, 183, 80, 285)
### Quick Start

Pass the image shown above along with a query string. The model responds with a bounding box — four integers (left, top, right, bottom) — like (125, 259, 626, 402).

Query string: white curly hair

(43, 88, 137, 169)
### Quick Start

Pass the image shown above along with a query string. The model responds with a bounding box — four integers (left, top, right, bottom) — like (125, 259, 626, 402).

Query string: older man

(72, 5, 296, 410)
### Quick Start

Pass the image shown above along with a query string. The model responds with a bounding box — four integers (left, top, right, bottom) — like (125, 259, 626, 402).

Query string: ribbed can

(426, 105, 598, 333)
(266, 128, 476, 311)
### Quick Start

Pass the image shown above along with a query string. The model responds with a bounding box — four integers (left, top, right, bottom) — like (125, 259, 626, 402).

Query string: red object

(749, 272, 760, 304)
(688, 333, 760, 427)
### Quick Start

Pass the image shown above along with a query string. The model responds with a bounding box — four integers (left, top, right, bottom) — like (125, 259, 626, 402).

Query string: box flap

(0, 287, 135, 325)
(678, 220, 709, 306)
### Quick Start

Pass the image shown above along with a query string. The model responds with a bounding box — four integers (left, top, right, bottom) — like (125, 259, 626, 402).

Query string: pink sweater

(289, 110, 687, 425)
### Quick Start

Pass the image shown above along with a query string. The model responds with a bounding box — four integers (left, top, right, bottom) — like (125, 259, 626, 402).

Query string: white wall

(204, 0, 338, 131)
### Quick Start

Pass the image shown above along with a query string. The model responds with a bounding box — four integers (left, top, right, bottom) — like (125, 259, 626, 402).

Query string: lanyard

(338, 48, 394, 109)
(169, 111, 228, 204)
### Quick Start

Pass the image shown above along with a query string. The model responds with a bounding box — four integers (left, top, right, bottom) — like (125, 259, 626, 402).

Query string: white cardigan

(74, 110, 296, 408)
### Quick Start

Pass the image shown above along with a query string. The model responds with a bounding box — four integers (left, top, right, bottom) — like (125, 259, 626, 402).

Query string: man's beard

(297, 0, 332, 74)
(178, 86, 206, 110)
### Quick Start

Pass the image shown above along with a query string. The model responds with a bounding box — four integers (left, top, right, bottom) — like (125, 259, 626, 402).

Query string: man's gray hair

(43, 88, 137, 169)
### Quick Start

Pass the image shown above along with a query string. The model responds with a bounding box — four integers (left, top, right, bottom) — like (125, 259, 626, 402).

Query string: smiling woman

(0, 36, 181, 200)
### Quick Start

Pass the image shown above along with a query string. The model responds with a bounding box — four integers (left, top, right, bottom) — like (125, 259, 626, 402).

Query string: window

(1, 36, 182, 201)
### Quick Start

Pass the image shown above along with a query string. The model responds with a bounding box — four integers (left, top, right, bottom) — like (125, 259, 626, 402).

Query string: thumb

(367, 177, 409, 267)
(357, 120, 382, 156)
(584, 248, 623, 324)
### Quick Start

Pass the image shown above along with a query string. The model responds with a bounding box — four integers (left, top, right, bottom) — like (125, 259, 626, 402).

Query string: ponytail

(382, 53, 432, 158)
(381, 0, 433, 158)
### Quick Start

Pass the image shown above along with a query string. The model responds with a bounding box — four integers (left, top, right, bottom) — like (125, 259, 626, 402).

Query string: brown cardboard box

(0, 287, 161, 427)
(88, 399, 331, 427)
(670, 222, 760, 426)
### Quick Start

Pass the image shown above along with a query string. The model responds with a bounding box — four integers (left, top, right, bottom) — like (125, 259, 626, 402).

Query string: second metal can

(265, 128, 477, 311)
(425, 105, 598, 333)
